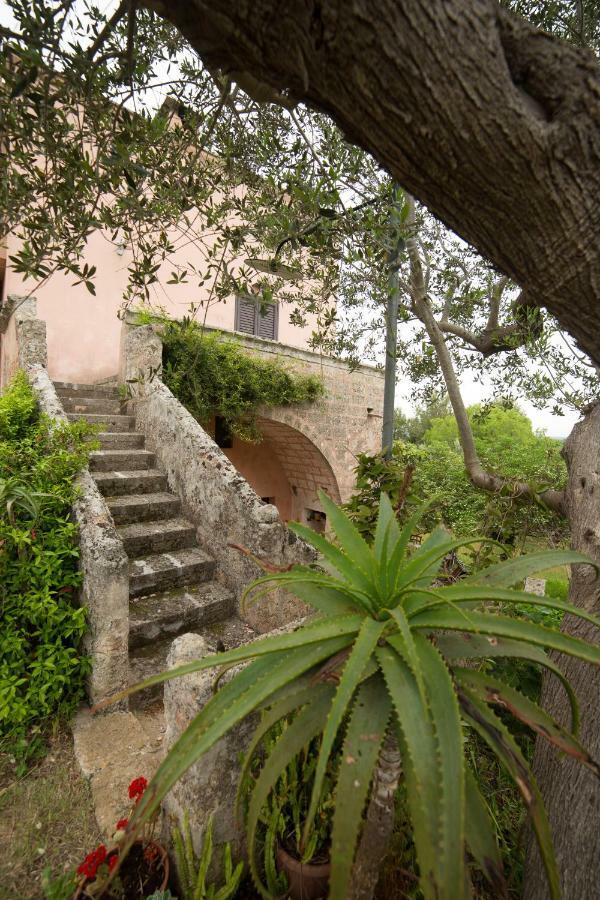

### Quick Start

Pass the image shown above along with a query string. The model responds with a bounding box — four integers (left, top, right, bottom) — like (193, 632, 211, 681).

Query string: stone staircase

(55, 381, 251, 710)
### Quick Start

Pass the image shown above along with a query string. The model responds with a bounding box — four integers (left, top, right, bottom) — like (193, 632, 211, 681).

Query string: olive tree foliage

(0, 0, 395, 331)
(1, 0, 596, 509)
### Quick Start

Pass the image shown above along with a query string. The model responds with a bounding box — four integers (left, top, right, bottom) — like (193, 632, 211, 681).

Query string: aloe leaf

(124, 637, 353, 854)
(374, 492, 400, 561)
(245, 568, 375, 615)
(415, 634, 465, 898)
(389, 496, 441, 575)
(377, 645, 442, 899)
(455, 668, 600, 775)
(329, 676, 391, 900)
(288, 522, 376, 596)
(411, 607, 600, 665)
(464, 766, 507, 897)
(318, 490, 376, 578)
(431, 585, 600, 628)
(459, 687, 560, 900)
(434, 631, 580, 734)
(466, 549, 597, 587)
(280, 579, 368, 616)
(395, 535, 487, 595)
(102, 614, 363, 706)
(246, 694, 332, 898)
(386, 608, 427, 701)
(195, 814, 212, 900)
(302, 616, 386, 848)
(235, 679, 335, 815)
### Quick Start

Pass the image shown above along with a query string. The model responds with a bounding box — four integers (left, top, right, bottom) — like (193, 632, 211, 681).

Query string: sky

(0, 0, 589, 439)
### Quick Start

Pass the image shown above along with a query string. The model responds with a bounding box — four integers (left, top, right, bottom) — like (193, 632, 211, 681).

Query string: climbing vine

(160, 319, 325, 441)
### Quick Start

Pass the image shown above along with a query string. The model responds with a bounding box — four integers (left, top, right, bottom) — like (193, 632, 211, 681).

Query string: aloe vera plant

(116, 492, 600, 900)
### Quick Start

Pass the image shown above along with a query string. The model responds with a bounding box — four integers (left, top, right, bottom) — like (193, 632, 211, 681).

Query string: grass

(0, 726, 101, 899)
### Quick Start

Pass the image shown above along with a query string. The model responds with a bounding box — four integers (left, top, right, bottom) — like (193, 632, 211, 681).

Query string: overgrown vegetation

(348, 401, 567, 555)
(0, 373, 95, 769)
(160, 319, 324, 440)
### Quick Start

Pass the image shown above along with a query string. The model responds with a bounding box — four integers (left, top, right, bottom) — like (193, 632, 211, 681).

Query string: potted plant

(244, 724, 337, 900)
(74, 777, 169, 899)
(105, 493, 600, 900)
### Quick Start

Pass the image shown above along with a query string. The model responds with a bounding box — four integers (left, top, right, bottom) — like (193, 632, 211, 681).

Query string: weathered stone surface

(72, 707, 164, 835)
(106, 491, 180, 524)
(26, 365, 130, 705)
(129, 582, 236, 648)
(120, 323, 163, 386)
(128, 546, 216, 597)
(162, 633, 256, 870)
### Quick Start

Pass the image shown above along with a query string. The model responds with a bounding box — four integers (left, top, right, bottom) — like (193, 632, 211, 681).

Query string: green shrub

(0, 373, 94, 767)
(161, 319, 324, 440)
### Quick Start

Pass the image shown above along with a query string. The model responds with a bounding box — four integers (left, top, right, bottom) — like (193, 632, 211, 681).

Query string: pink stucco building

(0, 220, 384, 524)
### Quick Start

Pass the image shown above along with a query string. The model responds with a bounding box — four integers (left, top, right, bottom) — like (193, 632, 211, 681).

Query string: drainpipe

(381, 184, 404, 459)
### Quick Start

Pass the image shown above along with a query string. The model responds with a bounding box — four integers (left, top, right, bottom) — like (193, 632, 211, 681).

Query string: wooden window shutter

(257, 301, 277, 340)
(236, 296, 257, 334)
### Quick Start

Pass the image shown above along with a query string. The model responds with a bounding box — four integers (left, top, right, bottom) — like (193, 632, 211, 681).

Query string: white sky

(0, 1, 587, 439)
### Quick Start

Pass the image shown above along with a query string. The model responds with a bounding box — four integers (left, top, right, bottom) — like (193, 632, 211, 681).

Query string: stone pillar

(119, 323, 163, 389)
(162, 633, 255, 874)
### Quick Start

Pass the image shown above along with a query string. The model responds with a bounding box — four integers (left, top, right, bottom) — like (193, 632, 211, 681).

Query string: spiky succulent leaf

(411, 607, 600, 664)
(124, 638, 352, 855)
(455, 668, 600, 774)
(466, 550, 598, 587)
(415, 634, 465, 897)
(459, 687, 560, 900)
(435, 630, 581, 734)
(377, 644, 445, 899)
(302, 616, 386, 847)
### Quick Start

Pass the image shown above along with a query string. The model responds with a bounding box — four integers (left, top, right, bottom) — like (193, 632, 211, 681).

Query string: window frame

(234, 294, 279, 341)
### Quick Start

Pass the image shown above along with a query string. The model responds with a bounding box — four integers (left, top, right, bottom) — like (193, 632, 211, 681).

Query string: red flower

(116, 818, 129, 830)
(30, 529, 36, 540)
(128, 776, 148, 800)
(77, 844, 107, 879)
(108, 853, 119, 871)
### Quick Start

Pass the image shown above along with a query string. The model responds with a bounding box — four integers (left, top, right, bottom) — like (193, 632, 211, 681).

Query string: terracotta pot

(73, 840, 169, 899)
(276, 844, 331, 900)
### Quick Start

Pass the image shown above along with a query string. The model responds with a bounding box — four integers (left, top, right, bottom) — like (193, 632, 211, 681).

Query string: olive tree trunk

(524, 402, 600, 900)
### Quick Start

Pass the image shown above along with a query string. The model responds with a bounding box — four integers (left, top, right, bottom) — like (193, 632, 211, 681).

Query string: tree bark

(142, 0, 600, 368)
(523, 403, 600, 900)
(350, 732, 402, 900)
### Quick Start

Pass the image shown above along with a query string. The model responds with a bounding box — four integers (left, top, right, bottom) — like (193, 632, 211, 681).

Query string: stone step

(91, 432, 145, 449)
(62, 396, 126, 415)
(67, 412, 135, 432)
(128, 547, 216, 598)
(54, 381, 121, 400)
(118, 517, 196, 556)
(94, 470, 168, 497)
(106, 492, 181, 524)
(89, 448, 154, 472)
(129, 582, 236, 649)
(128, 617, 256, 709)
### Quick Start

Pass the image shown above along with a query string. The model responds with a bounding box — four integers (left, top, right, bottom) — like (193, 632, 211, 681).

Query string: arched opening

(217, 416, 341, 527)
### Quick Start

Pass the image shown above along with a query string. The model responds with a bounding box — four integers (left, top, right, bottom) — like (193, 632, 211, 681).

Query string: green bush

(0, 373, 94, 767)
(161, 319, 324, 440)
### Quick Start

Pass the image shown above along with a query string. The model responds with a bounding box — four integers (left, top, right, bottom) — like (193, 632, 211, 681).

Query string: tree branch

(406, 196, 566, 517)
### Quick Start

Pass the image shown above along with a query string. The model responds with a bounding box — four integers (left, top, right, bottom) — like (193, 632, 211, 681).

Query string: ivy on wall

(160, 319, 325, 441)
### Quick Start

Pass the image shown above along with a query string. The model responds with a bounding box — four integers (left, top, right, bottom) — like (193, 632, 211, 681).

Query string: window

(235, 295, 278, 340)
(214, 416, 233, 449)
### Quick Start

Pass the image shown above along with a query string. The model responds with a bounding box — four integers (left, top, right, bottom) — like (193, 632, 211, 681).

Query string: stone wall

(11, 312, 130, 705)
(218, 330, 385, 504)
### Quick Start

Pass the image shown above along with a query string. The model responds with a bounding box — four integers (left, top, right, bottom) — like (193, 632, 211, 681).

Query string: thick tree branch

(141, 0, 600, 368)
(406, 197, 566, 517)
